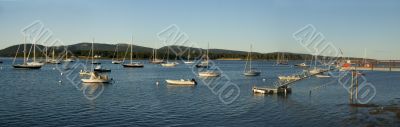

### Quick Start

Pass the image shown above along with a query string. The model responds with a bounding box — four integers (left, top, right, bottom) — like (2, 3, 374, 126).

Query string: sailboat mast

(250, 44, 252, 70)
(166, 47, 169, 62)
(188, 47, 190, 61)
(33, 39, 36, 62)
(206, 43, 209, 66)
(130, 35, 133, 64)
(23, 37, 27, 64)
(52, 48, 55, 60)
(91, 38, 94, 71)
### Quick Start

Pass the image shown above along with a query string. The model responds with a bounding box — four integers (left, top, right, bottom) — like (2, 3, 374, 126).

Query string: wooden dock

(253, 68, 332, 95)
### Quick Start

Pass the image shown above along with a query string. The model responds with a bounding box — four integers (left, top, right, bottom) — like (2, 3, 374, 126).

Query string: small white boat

(81, 72, 111, 83)
(111, 60, 123, 64)
(199, 71, 220, 77)
(166, 79, 197, 85)
(278, 75, 301, 80)
(315, 74, 331, 78)
(184, 61, 195, 64)
(161, 62, 177, 67)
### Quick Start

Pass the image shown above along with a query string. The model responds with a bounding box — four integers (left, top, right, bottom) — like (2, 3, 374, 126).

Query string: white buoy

(60, 73, 63, 76)
(53, 68, 56, 70)
(262, 78, 266, 82)
(156, 81, 159, 85)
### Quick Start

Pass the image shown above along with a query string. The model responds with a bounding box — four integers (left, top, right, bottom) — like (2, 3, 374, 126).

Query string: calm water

(0, 58, 399, 126)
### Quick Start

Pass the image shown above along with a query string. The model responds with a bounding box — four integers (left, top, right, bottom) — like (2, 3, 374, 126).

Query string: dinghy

(166, 79, 197, 85)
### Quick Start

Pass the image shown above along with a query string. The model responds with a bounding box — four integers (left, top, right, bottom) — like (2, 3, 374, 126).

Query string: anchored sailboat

(63, 46, 75, 62)
(184, 47, 194, 64)
(198, 43, 220, 77)
(12, 37, 44, 69)
(243, 44, 261, 76)
(161, 46, 177, 67)
(150, 48, 164, 64)
(276, 52, 288, 65)
(111, 44, 123, 64)
(122, 35, 144, 68)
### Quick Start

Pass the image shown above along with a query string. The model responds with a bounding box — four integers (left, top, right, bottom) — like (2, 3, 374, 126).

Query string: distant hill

(0, 42, 315, 60)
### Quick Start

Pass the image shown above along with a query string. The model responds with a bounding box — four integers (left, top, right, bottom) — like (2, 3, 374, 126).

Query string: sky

(0, 0, 399, 59)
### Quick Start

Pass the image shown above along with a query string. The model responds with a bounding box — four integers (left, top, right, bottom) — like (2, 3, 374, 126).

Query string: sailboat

(63, 46, 75, 62)
(196, 47, 210, 68)
(243, 44, 261, 76)
(13, 37, 44, 69)
(184, 47, 194, 64)
(161, 47, 177, 67)
(47, 47, 61, 64)
(149, 48, 164, 64)
(111, 44, 123, 64)
(309, 51, 322, 75)
(276, 52, 288, 65)
(81, 38, 112, 83)
(122, 35, 144, 68)
(198, 43, 220, 77)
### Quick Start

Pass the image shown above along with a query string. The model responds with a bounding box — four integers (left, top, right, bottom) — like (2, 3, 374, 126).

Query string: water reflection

(81, 83, 106, 100)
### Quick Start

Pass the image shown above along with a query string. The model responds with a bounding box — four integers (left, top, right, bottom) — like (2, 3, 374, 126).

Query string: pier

(253, 69, 332, 94)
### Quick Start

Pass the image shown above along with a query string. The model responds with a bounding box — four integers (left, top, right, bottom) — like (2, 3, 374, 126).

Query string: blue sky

(0, 0, 399, 59)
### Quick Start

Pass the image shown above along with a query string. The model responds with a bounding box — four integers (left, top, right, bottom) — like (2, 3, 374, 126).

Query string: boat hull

(166, 80, 196, 85)
(244, 71, 261, 76)
(199, 72, 220, 77)
(122, 64, 144, 68)
(161, 63, 176, 67)
(13, 64, 42, 69)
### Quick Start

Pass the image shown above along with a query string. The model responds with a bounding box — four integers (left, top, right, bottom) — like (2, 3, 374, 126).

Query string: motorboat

(166, 79, 197, 85)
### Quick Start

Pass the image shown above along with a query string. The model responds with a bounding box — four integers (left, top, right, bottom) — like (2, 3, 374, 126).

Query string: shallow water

(0, 58, 399, 126)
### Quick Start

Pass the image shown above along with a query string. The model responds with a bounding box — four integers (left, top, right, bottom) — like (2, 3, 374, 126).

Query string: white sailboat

(111, 44, 123, 64)
(161, 47, 177, 67)
(198, 43, 220, 77)
(13, 37, 44, 69)
(196, 47, 210, 68)
(184, 47, 194, 64)
(47, 47, 61, 64)
(150, 48, 164, 64)
(276, 52, 288, 65)
(63, 46, 75, 62)
(243, 44, 261, 76)
(309, 51, 322, 75)
(81, 38, 111, 83)
(122, 35, 144, 68)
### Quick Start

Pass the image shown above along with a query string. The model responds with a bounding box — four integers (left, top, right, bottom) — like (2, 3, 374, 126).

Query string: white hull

(111, 60, 123, 64)
(315, 74, 331, 78)
(161, 63, 176, 67)
(184, 61, 195, 64)
(81, 72, 111, 83)
(27, 62, 45, 66)
(278, 76, 301, 80)
(199, 71, 220, 77)
(166, 79, 196, 85)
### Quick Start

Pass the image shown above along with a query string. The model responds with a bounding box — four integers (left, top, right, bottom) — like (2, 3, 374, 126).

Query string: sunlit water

(0, 58, 399, 126)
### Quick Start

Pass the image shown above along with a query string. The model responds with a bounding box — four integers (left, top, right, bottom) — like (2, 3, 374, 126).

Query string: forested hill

(0, 43, 314, 60)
